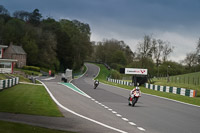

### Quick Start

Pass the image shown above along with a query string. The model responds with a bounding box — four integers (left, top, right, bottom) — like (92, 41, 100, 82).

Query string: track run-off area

(41, 63, 200, 133)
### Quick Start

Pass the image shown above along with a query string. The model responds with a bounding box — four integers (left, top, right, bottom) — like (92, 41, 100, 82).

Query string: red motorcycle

(128, 89, 141, 107)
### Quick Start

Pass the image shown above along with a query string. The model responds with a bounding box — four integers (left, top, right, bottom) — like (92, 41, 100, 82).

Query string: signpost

(120, 68, 148, 86)
(125, 68, 148, 75)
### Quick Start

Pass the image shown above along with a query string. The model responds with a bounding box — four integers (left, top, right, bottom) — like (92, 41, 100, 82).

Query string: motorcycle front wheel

(132, 97, 138, 107)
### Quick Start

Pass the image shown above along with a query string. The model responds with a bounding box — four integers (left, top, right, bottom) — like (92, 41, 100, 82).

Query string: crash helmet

(136, 86, 140, 91)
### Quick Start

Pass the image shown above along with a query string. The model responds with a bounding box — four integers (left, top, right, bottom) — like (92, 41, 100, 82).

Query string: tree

(2, 18, 25, 44)
(13, 10, 30, 22)
(184, 52, 197, 69)
(162, 42, 174, 62)
(153, 39, 164, 66)
(0, 5, 10, 15)
(137, 35, 154, 67)
(29, 9, 42, 26)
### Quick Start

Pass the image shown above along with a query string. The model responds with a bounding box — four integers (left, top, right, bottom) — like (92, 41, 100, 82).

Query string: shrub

(110, 69, 122, 79)
(22, 66, 40, 72)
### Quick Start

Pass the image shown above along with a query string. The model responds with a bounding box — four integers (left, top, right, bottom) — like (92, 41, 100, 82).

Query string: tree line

(90, 35, 200, 78)
(0, 5, 92, 72)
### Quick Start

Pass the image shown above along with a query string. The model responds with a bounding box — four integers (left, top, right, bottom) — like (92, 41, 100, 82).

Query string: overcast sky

(1, 0, 200, 62)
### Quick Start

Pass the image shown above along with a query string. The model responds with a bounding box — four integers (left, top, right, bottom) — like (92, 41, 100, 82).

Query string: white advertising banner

(125, 68, 148, 75)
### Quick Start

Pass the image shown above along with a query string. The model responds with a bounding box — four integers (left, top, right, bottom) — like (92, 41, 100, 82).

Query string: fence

(157, 75, 200, 86)
(0, 77, 19, 90)
(107, 78, 133, 86)
(145, 83, 196, 97)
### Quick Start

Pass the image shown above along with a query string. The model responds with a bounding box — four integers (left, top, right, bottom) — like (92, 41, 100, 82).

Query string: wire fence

(158, 75, 200, 86)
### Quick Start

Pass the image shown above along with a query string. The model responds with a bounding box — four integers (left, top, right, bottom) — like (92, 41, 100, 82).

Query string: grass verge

(0, 120, 75, 133)
(0, 84, 63, 117)
(94, 63, 200, 106)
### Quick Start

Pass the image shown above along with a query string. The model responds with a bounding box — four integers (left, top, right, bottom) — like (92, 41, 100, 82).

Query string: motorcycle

(94, 80, 99, 89)
(128, 90, 141, 106)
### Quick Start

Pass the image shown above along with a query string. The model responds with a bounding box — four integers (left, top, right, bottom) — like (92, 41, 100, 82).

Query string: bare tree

(153, 39, 164, 66)
(184, 52, 197, 68)
(162, 42, 174, 62)
(137, 35, 154, 58)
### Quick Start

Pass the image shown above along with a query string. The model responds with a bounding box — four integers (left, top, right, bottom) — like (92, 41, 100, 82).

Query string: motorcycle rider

(94, 79, 99, 89)
(129, 83, 141, 100)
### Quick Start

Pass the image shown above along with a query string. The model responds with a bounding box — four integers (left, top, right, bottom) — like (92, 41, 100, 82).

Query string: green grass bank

(0, 84, 62, 117)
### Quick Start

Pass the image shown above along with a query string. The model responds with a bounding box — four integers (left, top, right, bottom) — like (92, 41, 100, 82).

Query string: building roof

(11, 45, 26, 55)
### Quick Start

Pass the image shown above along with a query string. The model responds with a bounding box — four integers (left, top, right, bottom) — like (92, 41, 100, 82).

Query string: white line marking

(129, 122, 136, 126)
(116, 114, 122, 117)
(40, 81, 128, 133)
(137, 127, 145, 131)
(122, 118, 129, 121)
(104, 106, 108, 109)
(108, 108, 113, 111)
(112, 111, 117, 114)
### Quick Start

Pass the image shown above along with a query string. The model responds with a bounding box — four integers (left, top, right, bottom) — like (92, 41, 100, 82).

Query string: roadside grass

(0, 120, 75, 133)
(0, 84, 63, 117)
(94, 63, 200, 106)
(94, 64, 111, 82)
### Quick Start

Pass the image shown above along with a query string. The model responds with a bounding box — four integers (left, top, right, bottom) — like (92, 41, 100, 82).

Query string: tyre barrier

(0, 77, 19, 91)
(145, 83, 197, 97)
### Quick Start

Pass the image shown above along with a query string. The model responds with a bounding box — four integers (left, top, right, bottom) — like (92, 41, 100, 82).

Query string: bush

(22, 66, 40, 72)
(110, 69, 122, 79)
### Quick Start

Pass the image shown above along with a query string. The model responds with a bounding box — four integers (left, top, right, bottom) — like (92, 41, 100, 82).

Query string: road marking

(104, 106, 108, 109)
(59, 82, 91, 98)
(41, 81, 128, 133)
(116, 114, 122, 117)
(112, 111, 117, 114)
(129, 122, 136, 126)
(137, 127, 146, 131)
(122, 118, 129, 121)
(108, 108, 112, 111)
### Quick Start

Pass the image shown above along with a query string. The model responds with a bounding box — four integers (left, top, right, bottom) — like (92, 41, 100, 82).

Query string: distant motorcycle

(94, 80, 99, 89)
(128, 89, 141, 106)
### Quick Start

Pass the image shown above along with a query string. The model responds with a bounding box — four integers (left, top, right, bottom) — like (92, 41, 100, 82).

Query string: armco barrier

(145, 83, 196, 97)
(107, 78, 133, 86)
(0, 77, 19, 90)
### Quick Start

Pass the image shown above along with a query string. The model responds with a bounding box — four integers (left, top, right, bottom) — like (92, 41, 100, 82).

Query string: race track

(42, 63, 200, 133)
